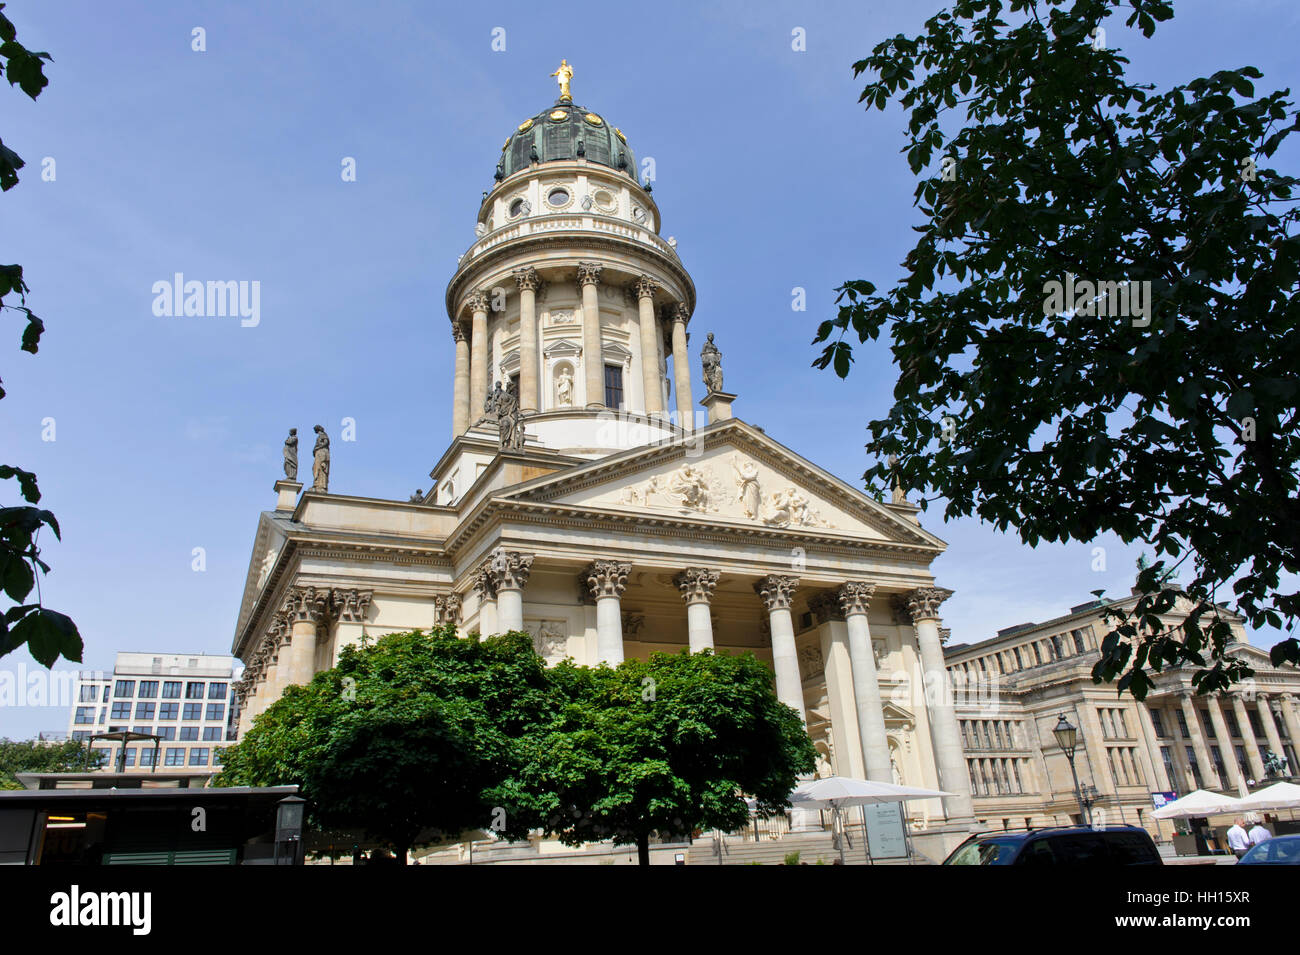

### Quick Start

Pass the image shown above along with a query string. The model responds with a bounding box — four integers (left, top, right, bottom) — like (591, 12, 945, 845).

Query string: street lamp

(274, 795, 306, 866)
(1053, 713, 1092, 826)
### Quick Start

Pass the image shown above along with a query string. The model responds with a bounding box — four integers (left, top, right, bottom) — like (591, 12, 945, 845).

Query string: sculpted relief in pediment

(616, 453, 833, 528)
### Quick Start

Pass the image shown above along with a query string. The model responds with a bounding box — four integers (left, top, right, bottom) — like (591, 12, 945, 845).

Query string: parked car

(943, 825, 1163, 866)
(1237, 834, 1300, 865)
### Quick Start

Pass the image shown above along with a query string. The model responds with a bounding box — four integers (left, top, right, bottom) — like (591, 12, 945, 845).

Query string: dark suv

(942, 825, 1163, 866)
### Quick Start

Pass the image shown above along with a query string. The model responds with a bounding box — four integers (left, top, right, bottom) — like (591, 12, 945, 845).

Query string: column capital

(284, 586, 332, 626)
(435, 592, 462, 625)
(633, 274, 659, 300)
(451, 321, 468, 343)
(472, 567, 496, 602)
(671, 302, 691, 325)
(807, 591, 844, 623)
(904, 586, 953, 623)
(754, 575, 799, 612)
(585, 560, 630, 600)
(837, 581, 877, 618)
(673, 567, 720, 605)
(513, 266, 541, 292)
(1276, 692, 1296, 704)
(334, 588, 372, 623)
(576, 261, 603, 288)
(482, 546, 535, 592)
(466, 289, 490, 314)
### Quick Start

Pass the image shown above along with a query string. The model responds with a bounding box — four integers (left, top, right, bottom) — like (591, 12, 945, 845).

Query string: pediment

(498, 419, 945, 549)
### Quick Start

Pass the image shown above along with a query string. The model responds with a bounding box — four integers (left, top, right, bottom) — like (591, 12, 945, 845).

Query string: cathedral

(229, 64, 977, 859)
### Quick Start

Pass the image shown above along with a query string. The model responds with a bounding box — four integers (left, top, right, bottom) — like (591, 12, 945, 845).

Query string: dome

(496, 100, 638, 182)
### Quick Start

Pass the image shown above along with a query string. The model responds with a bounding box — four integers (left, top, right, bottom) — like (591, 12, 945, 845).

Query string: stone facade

(945, 594, 1300, 840)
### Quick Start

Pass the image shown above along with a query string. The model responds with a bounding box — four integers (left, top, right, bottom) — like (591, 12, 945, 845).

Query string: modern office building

(66, 652, 241, 775)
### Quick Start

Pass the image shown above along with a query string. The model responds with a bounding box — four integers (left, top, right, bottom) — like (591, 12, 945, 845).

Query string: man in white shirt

(1247, 814, 1272, 847)
(1226, 817, 1251, 858)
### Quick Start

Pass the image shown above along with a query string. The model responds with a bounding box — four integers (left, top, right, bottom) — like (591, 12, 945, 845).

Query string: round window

(547, 187, 570, 207)
(509, 198, 526, 218)
(594, 189, 614, 210)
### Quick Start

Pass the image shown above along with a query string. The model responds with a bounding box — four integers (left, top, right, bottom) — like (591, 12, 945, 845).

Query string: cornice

(446, 231, 695, 320)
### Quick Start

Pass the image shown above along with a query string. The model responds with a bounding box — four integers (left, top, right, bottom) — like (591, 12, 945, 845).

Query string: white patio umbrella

(789, 776, 952, 864)
(1234, 781, 1300, 813)
(1150, 788, 1241, 820)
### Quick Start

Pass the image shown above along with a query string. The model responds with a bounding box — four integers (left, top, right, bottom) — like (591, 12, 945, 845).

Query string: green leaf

(7, 607, 81, 667)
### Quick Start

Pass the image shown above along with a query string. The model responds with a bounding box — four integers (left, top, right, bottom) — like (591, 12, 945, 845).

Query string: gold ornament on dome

(549, 109, 568, 121)
(584, 112, 603, 126)
(517, 118, 534, 132)
(615, 127, 627, 142)
(551, 58, 574, 101)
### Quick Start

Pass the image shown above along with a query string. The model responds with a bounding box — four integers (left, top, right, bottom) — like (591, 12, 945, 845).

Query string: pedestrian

(1247, 813, 1272, 847)
(1226, 816, 1251, 859)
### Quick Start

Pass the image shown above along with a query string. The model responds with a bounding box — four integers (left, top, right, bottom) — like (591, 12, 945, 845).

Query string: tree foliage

(0, 3, 81, 667)
(0, 736, 104, 789)
(488, 650, 816, 865)
(216, 626, 554, 863)
(813, 0, 1300, 698)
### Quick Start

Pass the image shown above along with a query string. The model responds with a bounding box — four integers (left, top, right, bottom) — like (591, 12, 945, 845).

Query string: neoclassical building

(228, 66, 978, 856)
(945, 591, 1300, 840)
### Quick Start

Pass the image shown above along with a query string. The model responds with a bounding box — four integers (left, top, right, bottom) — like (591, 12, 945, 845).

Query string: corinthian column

(1232, 694, 1267, 783)
(755, 575, 804, 723)
(467, 290, 490, 421)
(670, 303, 693, 429)
(839, 582, 892, 783)
(1206, 694, 1245, 794)
(452, 322, 471, 436)
(473, 567, 497, 637)
(1257, 695, 1287, 769)
(283, 587, 332, 688)
(514, 268, 541, 412)
(577, 262, 605, 408)
(634, 275, 664, 415)
(1179, 692, 1221, 790)
(1277, 694, 1300, 762)
(585, 560, 630, 664)
(483, 546, 534, 632)
(673, 567, 719, 652)
(906, 586, 974, 822)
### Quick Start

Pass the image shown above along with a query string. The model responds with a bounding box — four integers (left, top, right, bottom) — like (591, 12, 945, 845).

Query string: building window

(186, 682, 206, 699)
(110, 702, 131, 720)
(1176, 711, 1190, 739)
(161, 681, 182, 699)
(137, 680, 159, 699)
(604, 364, 624, 408)
(208, 683, 227, 700)
(203, 727, 223, 741)
(1210, 745, 1227, 782)
(1234, 745, 1249, 780)
(1072, 629, 1087, 654)
(139, 748, 155, 767)
(121, 749, 136, 767)
(114, 680, 135, 698)
(157, 727, 176, 741)
(72, 730, 90, 742)
(189, 748, 209, 766)
(164, 747, 185, 766)
(79, 685, 99, 703)
(158, 703, 178, 721)
(1031, 643, 1042, 665)
(74, 706, 95, 724)
(1225, 710, 1241, 739)
(212, 748, 225, 766)
(134, 702, 155, 721)
(1150, 709, 1166, 738)
(180, 727, 199, 741)
(206, 703, 225, 722)
(132, 726, 151, 735)
(1160, 746, 1177, 786)
(183, 703, 202, 721)
(1012, 647, 1023, 670)
(1248, 709, 1265, 739)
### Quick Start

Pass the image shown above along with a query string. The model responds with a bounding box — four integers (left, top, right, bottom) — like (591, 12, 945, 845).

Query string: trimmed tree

(216, 627, 554, 863)
(489, 650, 817, 866)
(813, 0, 1300, 697)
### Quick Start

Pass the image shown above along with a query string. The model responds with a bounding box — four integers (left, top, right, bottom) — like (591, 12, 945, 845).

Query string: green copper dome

(496, 101, 638, 182)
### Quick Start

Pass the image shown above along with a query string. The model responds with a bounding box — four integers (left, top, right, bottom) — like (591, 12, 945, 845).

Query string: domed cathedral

(229, 62, 977, 860)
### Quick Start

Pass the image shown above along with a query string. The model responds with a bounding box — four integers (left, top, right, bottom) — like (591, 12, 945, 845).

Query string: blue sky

(2, 0, 1297, 737)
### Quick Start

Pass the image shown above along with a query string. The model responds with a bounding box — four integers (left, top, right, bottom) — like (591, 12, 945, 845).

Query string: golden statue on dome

(551, 59, 574, 101)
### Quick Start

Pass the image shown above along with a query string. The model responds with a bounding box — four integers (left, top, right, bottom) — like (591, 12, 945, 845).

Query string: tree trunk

(637, 833, 650, 866)
(396, 844, 408, 865)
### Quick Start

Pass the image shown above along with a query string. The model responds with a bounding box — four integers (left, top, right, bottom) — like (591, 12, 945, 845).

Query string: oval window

(509, 198, 525, 217)
(547, 188, 570, 207)
(594, 189, 614, 210)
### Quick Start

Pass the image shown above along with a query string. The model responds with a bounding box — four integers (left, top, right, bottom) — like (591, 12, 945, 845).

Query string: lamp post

(1053, 713, 1092, 827)
(274, 795, 306, 866)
